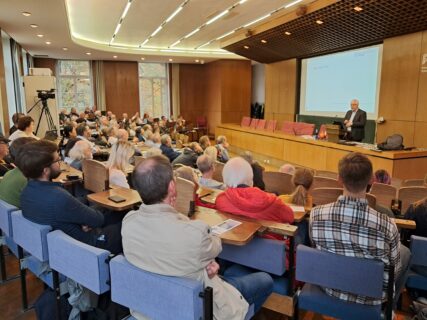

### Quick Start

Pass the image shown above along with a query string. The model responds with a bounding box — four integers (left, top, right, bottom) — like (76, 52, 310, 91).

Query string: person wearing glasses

(19, 140, 122, 254)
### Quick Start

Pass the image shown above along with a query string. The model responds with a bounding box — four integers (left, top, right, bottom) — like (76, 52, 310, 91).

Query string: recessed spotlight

(62, 47, 68, 51)
(30, 24, 38, 28)
(316, 20, 324, 25)
(195, 59, 199, 63)
(141, 57, 145, 60)
(285, 31, 291, 36)
(37, 34, 44, 38)
(244, 45, 249, 49)
(169, 58, 173, 62)
(113, 55, 118, 59)
(200, 60, 205, 64)
(261, 39, 267, 44)
(354, 6, 363, 12)
(86, 52, 91, 55)
(22, 12, 31, 17)
(45, 41, 51, 45)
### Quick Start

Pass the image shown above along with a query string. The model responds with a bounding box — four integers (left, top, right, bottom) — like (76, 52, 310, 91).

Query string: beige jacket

(122, 203, 249, 320)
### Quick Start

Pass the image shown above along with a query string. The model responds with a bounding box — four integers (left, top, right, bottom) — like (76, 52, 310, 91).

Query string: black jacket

(344, 109, 367, 141)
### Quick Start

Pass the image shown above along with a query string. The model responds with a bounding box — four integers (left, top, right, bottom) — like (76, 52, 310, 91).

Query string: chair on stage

(398, 186, 427, 213)
(256, 119, 266, 130)
(241, 116, 251, 127)
(311, 188, 343, 206)
(369, 183, 397, 209)
(266, 120, 277, 132)
(82, 159, 109, 192)
(249, 118, 259, 129)
(281, 121, 295, 135)
(295, 245, 394, 320)
(312, 176, 341, 189)
(264, 171, 294, 195)
(294, 123, 315, 136)
(175, 177, 197, 216)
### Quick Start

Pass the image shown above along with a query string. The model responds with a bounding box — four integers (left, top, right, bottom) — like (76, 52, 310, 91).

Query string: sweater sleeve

(278, 199, 294, 224)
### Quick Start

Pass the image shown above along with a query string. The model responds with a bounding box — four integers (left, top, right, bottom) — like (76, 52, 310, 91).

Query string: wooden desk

(393, 218, 416, 230)
(217, 123, 427, 180)
(54, 165, 83, 186)
(87, 187, 142, 211)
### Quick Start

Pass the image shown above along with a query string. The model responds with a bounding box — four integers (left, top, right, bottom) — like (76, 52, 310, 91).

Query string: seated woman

(8, 116, 40, 142)
(279, 168, 314, 208)
(59, 124, 77, 153)
(68, 140, 93, 170)
(374, 169, 391, 184)
(105, 141, 134, 188)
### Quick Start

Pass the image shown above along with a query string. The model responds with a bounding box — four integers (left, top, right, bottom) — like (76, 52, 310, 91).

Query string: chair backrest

(410, 235, 427, 267)
(110, 255, 204, 320)
(212, 161, 225, 183)
(241, 116, 251, 127)
(294, 122, 315, 136)
(196, 116, 207, 128)
(47, 230, 111, 294)
(296, 245, 384, 298)
(312, 176, 341, 189)
(175, 177, 197, 216)
(0, 199, 19, 237)
(264, 171, 294, 195)
(366, 193, 377, 209)
(11, 211, 51, 262)
(266, 120, 277, 132)
(314, 170, 338, 180)
(312, 188, 343, 206)
(398, 186, 427, 213)
(369, 183, 397, 209)
(249, 118, 259, 129)
(82, 159, 109, 193)
(256, 119, 266, 130)
(219, 238, 287, 276)
(402, 179, 425, 187)
(281, 121, 295, 135)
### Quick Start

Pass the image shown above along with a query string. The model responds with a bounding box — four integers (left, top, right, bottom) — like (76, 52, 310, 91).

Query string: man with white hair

(216, 135, 230, 162)
(343, 98, 367, 142)
(279, 163, 296, 175)
(216, 157, 294, 226)
(160, 134, 180, 162)
(197, 154, 225, 190)
(116, 129, 129, 142)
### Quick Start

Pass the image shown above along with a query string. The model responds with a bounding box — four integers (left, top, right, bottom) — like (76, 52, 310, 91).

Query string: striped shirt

(309, 195, 401, 305)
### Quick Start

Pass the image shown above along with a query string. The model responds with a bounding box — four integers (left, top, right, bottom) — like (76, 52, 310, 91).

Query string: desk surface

(54, 165, 83, 185)
(87, 187, 142, 211)
(393, 218, 416, 230)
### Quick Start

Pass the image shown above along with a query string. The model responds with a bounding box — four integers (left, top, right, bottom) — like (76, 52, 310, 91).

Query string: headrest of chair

(410, 235, 427, 267)
(0, 199, 19, 237)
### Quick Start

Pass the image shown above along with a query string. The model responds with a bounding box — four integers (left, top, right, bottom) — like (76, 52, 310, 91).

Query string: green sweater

(0, 168, 27, 208)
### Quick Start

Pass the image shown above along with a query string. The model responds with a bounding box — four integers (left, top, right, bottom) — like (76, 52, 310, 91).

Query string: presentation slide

(300, 45, 382, 119)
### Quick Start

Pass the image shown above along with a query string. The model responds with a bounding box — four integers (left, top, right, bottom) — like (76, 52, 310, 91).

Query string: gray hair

(161, 134, 171, 145)
(222, 157, 253, 188)
(279, 164, 296, 175)
(216, 135, 227, 145)
(197, 154, 214, 174)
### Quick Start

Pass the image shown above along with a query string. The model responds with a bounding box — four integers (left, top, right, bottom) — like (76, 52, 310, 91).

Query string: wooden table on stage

(216, 123, 427, 180)
(87, 187, 142, 211)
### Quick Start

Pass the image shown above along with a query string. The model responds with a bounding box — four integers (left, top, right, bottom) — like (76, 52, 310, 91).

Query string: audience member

(70, 107, 79, 119)
(0, 137, 35, 207)
(279, 163, 296, 175)
(68, 140, 93, 170)
(204, 146, 218, 164)
(240, 151, 265, 190)
(20, 140, 122, 254)
(197, 155, 225, 190)
(59, 124, 77, 153)
(310, 152, 410, 306)
(160, 134, 180, 162)
(216, 157, 294, 227)
(144, 147, 162, 158)
(172, 142, 202, 168)
(75, 123, 97, 153)
(9, 112, 24, 136)
(175, 165, 199, 187)
(8, 116, 39, 142)
(106, 141, 134, 188)
(374, 169, 392, 185)
(279, 168, 314, 208)
(404, 197, 427, 238)
(0, 137, 13, 176)
(122, 155, 273, 319)
(116, 128, 129, 142)
(216, 135, 230, 163)
(199, 135, 211, 150)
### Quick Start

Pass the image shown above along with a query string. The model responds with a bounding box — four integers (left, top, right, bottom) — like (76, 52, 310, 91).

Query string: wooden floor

(0, 245, 415, 320)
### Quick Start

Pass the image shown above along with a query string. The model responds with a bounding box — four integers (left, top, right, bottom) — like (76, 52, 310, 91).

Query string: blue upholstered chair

(406, 235, 427, 292)
(110, 255, 255, 320)
(0, 199, 19, 282)
(295, 245, 394, 320)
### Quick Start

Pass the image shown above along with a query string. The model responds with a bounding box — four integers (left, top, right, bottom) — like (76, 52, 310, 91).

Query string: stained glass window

(139, 63, 169, 118)
(57, 60, 93, 111)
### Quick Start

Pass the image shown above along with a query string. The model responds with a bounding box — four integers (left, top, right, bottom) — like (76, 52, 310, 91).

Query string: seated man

(310, 152, 410, 306)
(197, 154, 225, 190)
(160, 134, 180, 162)
(216, 135, 230, 163)
(241, 151, 265, 190)
(122, 155, 273, 319)
(172, 142, 202, 168)
(216, 157, 293, 227)
(0, 137, 14, 176)
(19, 140, 122, 254)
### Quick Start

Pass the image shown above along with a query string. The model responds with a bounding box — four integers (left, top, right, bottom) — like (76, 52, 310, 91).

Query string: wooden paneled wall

(34, 58, 57, 76)
(102, 61, 139, 117)
(179, 60, 251, 133)
(264, 59, 297, 122)
(377, 30, 427, 147)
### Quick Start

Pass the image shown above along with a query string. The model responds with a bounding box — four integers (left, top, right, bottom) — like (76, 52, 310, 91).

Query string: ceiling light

(239, 0, 247, 3)
(206, 9, 229, 25)
(316, 20, 324, 24)
(216, 30, 235, 41)
(37, 34, 44, 38)
(184, 28, 200, 39)
(243, 14, 271, 28)
(170, 40, 181, 48)
(195, 59, 199, 63)
(169, 58, 173, 62)
(285, 31, 291, 36)
(244, 45, 249, 49)
(30, 24, 38, 28)
(151, 26, 163, 37)
(62, 47, 68, 51)
(285, 0, 303, 8)
(140, 39, 149, 46)
(165, 6, 183, 23)
(261, 39, 267, 44)
(354, 6, 363, 12)
(121, 0, 132, 19)
(196, 41, 211, 49)
(141, 57, 145, 60)
(113, 23, 122, 36)
(113, 55, 118, 59)
(22, 12, 31, 17)
(86, 52, 91, 55)
(45, 41, 51, 45)
(200, 60, 205, 64)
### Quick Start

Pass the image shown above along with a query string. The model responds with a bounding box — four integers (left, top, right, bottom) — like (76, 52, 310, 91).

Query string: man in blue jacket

(160, 134, 180, 162)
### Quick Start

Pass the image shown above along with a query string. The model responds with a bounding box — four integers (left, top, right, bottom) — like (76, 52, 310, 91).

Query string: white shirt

(347, 110, 357, 132)
(8, 130, 40, 143)
(109, 168, 129, 189)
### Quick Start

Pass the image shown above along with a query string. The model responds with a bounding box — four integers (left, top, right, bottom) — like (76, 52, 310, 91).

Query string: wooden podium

(325, 124, 342, 143)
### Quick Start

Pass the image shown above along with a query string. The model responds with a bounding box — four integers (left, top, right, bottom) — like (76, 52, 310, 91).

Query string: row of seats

(241, 117, 315, 136)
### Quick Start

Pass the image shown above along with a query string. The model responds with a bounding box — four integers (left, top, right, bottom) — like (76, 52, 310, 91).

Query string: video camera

(37, 88, 55, 100)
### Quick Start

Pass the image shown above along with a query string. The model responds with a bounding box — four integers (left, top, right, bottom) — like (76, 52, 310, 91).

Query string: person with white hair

(204, 146, 218, 163)
(216, 135, 230, 162)
(144, 147, 162, 158)
(105, 141, 134, 188)
(215, 157, 294, 226)
(279, 163, 296, 175)
(197, 155, 225, 190)
(116, 129, 129, 142)
(68, 140, 93, 170)
(160, 134, 180, 162)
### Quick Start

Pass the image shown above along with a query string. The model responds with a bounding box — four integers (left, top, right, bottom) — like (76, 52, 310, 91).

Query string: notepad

(289, 205, 305, 212)
(211, 219, 242, 235)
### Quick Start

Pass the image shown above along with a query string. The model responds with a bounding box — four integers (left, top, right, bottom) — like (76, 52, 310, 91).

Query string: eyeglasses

(49, 159, 62, 166)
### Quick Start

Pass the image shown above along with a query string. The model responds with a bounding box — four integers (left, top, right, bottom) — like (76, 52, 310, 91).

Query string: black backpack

(377, 134, 404, 151)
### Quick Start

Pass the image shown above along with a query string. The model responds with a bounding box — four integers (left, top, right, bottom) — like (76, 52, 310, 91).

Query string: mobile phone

(108, 195, 126, 203)
(66, 174, 80, 180)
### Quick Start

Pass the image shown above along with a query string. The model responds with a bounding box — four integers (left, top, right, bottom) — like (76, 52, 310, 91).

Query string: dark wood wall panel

(34, 58, 57, 76)
(103, 61, 139, 117)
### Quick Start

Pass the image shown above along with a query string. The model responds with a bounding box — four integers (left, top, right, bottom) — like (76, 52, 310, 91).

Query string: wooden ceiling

(224, 0, 427, 63)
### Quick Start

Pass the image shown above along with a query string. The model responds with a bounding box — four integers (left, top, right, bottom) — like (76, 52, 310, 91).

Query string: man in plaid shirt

(310, 152, 410, 306)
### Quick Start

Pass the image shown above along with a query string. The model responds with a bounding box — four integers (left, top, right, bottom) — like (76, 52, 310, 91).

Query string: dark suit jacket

(160, 144, 180, 162)
(344, 109, 367, 141)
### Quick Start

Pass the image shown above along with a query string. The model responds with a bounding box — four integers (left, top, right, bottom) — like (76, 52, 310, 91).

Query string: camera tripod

(27, 98, 57, 136)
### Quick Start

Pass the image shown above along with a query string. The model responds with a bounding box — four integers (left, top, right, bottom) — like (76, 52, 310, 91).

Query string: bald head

(222, 157, 253, 188)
